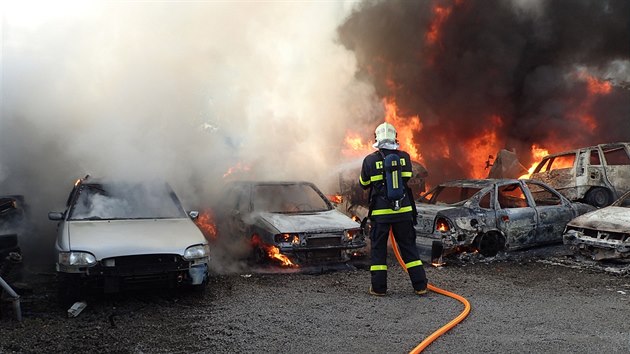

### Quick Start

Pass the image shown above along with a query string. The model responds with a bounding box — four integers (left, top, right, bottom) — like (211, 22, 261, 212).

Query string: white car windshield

(68, 182, 187, 220)
(252, 184, 330, 213)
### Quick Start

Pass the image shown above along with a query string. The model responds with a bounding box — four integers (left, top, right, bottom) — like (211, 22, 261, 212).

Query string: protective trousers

(370, 220, 427, 294)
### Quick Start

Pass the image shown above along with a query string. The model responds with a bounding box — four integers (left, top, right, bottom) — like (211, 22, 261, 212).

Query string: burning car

(48, 177, 210, 304)
(415, 179, 595, 259)
(529, 142, 630, 207)
(215, 181, 366, 267)
(563, 190, 630, 260)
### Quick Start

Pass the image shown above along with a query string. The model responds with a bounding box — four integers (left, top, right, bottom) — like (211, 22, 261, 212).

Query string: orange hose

(390, 233, 471, 354)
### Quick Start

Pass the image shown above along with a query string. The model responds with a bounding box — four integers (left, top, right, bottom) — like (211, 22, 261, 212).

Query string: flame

(195, 209, 218, 241)
(341, 133, 373, 157)
(578, 69, 612, 95)
(341, 98, 424, 163)
(462, 115, 504, 179)
(518, 145, 549, 179)
(383, 97, 424, 163)
(223, 162, 251, 178)
(327, 194, 343, 204)
(426, 4, 453, 45)
(251, 234, 297, 268)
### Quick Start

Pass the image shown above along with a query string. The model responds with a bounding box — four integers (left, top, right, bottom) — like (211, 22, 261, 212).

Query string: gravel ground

(1, 248, 630, 353)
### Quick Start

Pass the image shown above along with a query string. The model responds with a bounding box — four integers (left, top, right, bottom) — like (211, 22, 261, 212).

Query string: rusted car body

(563, 190, 630, 260)
(530, 142, 630, 207)
(216, 181, 366, 265)
(415, 179, 595, 257)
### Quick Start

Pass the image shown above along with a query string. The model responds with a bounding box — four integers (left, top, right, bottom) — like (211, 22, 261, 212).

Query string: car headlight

(184, 244, 210, 260)
(435, 217, 452, 233)
(344, 228, 361, 241)
(274, 233, 300, 245)
(59, 251, 97, 267)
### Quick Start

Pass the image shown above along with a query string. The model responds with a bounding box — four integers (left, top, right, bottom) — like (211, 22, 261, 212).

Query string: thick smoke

(0, 1, 381, 266)
(339, 0, 630, 184)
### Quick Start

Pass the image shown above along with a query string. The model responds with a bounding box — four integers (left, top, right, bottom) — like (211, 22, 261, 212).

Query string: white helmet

(374, 122, 397, 143)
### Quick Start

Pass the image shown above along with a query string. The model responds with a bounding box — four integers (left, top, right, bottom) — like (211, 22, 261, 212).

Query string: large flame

(341, 98, 424, 163)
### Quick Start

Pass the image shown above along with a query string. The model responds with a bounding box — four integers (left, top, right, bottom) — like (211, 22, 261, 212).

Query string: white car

(48, 177, 209, 304)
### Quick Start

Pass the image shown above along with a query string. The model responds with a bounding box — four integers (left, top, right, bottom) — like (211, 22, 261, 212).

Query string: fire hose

(390, 234, 470, 353)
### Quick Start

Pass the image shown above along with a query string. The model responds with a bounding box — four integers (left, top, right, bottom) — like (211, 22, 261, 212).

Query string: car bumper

(564, 229, 630, 260)
(56, 254, 209, 291)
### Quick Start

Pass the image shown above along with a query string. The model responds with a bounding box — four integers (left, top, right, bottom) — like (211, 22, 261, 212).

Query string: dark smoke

(338, 0, 630, 184)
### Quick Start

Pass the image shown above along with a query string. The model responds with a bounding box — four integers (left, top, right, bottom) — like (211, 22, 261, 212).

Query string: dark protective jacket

(359, 149, 416, 222)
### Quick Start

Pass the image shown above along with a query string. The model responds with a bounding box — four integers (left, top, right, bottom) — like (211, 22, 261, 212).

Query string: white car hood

(567, 206, 630, 234)
(67, 218, 206, 260)
(258, 210, 359, 233)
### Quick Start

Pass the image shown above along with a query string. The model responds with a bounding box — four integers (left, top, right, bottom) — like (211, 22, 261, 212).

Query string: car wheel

(585, 187, 612, 208)
(477, 233, 504, 257)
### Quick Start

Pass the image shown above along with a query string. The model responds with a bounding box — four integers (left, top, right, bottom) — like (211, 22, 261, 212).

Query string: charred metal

(415, 179, 595, 259)
(563, 190, 630, 260)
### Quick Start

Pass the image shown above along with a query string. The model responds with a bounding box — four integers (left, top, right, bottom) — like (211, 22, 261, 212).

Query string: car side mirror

(188, 211, 199, 220)
(48, 212, 64, 221)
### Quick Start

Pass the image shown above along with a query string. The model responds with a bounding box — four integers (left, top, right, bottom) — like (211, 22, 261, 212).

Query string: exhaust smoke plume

(0, 1, 379, 266)
(338, 0, 630, 184)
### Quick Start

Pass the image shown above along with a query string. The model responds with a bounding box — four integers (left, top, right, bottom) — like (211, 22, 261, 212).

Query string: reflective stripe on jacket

(359, 149, 415, 222)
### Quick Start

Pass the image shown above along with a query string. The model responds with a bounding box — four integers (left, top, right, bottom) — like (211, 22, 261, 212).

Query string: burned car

(563, 190, 630, 260)
(530, 142, 630, 207)
(48, 177, 210, 304)
(216, 181, 366, 266)
(415, 179, 595, 258)
(0, 195, 26, 265)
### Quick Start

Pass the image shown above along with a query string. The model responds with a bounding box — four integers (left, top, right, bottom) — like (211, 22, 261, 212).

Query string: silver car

(49, 177, 210, 304)
(415, 179, 595, 258)
(216, 181, 366, 266)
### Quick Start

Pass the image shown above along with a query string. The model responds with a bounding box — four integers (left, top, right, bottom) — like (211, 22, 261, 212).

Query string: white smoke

(0, 1, 382, 264)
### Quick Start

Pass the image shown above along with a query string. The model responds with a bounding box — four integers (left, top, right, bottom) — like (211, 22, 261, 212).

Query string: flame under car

(415, 179, 595, 259)
(563, 190, 630, 261)
(216, 181, 366, 267)
(48, 178, 210, 305)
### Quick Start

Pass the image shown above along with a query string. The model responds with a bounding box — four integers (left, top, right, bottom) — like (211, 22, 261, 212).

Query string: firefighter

(360, 122, 428, 296)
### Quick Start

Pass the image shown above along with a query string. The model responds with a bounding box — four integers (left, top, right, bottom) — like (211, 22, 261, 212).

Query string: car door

(600, 143, 630, 197)
(494, 182, 537, 249)
(524, 180, 573, 244)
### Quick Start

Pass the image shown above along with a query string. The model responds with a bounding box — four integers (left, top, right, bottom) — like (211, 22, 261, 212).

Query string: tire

(585, 187, 612, 208)
(477, 233, 505, 257)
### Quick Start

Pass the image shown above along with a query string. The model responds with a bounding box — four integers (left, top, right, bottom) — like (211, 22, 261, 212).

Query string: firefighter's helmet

(374, 122, 397, 143)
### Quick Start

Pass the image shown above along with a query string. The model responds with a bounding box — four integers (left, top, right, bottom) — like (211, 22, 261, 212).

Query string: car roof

(540, 142, 630, 158)
(438, 179, 522, 188)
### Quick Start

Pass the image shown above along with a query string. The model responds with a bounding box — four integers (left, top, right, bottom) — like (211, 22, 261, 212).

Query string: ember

(251, 234, 297, 268)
